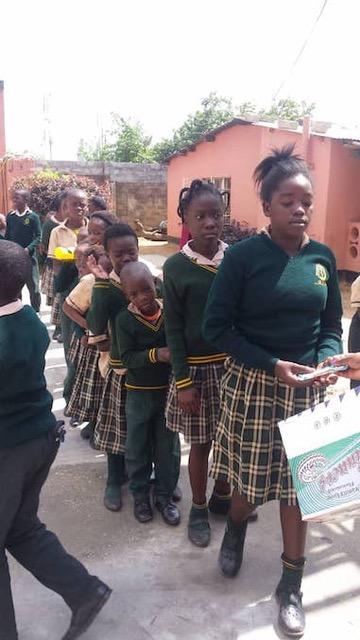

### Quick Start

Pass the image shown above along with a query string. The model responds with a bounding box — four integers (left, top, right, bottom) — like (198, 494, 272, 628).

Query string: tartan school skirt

(93, 369, 127, 454)
(66, 344, 104, 423)
(51, 293, 61, 327)
(67, 332, 84, 367)
(166, 361, 225, 444)
(210, 360, 325, 506)
(41, 263, 55, 305)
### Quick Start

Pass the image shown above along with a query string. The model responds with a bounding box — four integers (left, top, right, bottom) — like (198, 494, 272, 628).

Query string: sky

(1, 0, 359, 160)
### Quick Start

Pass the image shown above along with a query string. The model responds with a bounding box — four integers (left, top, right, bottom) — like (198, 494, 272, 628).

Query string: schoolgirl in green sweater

(163, 180, 231, 548)
(204, 146, 343, 637)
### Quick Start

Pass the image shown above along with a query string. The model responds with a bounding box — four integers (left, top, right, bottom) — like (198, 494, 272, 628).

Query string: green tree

(78, 116, 155, 163)
(258, 98, 315, 121)
(153, 91, 235, 162)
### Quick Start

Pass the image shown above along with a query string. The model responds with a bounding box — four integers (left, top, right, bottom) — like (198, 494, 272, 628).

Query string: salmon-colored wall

(166, 123, 346, 263)
(0, 158, 36, 213)
(0, 82, 5, 158)
(325, 140, 360, 270)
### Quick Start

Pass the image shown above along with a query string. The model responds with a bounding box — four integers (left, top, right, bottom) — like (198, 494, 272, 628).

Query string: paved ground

(10, 257, 360, 640)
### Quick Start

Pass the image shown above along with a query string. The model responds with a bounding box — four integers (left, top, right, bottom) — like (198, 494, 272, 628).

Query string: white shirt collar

(0, 300, 24, 317)
(181, 240, 228, 267)
(13, 207, 31, 218)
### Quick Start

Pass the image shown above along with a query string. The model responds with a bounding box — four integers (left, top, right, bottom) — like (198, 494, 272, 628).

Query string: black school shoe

(276, 585, 305, 638)
(218, 516, 248, 577)
(62, 582, 112, 640)
(208, 492, 231, 516)
(155, 500, 181, 526)
(134, 497, 153, 523)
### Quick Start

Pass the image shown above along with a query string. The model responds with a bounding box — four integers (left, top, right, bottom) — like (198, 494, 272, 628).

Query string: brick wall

(115, 181, 167, 229)
(35, 160, 167, 228)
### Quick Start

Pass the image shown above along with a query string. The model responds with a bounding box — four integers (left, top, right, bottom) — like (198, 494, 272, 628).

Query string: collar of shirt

(0, 300, 24, 317)
(127, 299, 163, 319)
(181, 240, 228, 267)
(259, 225, 310, 250)
(110, 269, 121, 285)
(13, 207, 31, 218)
(58, 218, 88, 232)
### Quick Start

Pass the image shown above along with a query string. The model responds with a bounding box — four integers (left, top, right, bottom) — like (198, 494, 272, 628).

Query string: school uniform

(0, 301, 103, 640)
(348, 275, 360, 389)
(87, 271, 128, 455)
(41, 216, 60, 306)
(163, 241, 228, 444)
(5, 208, 42, 311)
(65, 274, 104, 424)
(115, 303, 180, 503)
(203, 230, 343, 506)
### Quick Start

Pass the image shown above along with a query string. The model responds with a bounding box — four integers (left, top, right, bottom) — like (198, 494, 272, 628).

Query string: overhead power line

(272, 0, 329, 101)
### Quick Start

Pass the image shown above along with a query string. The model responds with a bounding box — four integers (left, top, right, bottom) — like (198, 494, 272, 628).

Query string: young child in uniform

(87, 223, 140, 511)
(41, 192, 66, 341)
(348, 274, 360, 389)
(116, 262, 180, 525)
(204, 146, 343, 637)
(163, 180, 231, 548)
(0, 240, 111, 640)
(64, 246, 112, 441)
(5, 189, 42, 312)
(48, 189, 88, 408)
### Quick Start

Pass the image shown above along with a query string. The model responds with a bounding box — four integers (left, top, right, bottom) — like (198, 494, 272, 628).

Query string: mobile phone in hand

(296, 365, 349, 382)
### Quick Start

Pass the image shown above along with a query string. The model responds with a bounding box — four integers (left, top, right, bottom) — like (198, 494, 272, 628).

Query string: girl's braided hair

(177, 179, 230, 222)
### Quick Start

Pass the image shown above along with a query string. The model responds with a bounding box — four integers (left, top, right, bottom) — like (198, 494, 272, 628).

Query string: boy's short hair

(104, 223, 138, 251)
(0, 241, 30, 301)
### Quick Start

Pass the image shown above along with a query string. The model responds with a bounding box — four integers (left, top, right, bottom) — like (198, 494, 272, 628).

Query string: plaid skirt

(211, 360, 325, 506)
(67, 333, 84, 367)
(166, 361, 225, 444)
(41, 263, 55, 304)
(51, 293, 61, 327)
(66, 345, 104, 423)
(94, 369, 127, 454)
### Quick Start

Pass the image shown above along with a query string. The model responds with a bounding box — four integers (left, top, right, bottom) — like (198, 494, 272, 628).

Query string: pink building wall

(0, 81, 5, 158)
(167, 122, 360, 270)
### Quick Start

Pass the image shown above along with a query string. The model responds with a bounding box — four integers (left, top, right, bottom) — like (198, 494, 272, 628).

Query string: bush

(12, 170, 111, 222)
(222, 219, 257, 245)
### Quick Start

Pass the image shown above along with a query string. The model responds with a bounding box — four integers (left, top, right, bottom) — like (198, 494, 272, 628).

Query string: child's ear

(262, 201, 271, 218)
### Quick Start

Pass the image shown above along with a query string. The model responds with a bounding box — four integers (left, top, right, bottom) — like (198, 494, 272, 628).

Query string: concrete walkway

(10, 271, 360, 640)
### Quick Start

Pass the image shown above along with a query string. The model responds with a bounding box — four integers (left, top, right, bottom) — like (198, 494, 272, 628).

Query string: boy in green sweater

(116, 262, 180, 526)
(5, 189, 41, 312)
(0, 240, 111, 640)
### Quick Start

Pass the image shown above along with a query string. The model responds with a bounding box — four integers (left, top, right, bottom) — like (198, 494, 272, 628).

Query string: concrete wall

(35, 160, 167, 228)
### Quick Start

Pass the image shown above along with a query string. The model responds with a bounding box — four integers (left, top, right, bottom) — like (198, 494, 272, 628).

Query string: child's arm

(116, 313, 169, 369)
(316, 252, 343, 364)
(163, 264, 193, 389)
(26, 213, 41, 256)
(62, 300, 88, 330)
(87, 280, 111, 337)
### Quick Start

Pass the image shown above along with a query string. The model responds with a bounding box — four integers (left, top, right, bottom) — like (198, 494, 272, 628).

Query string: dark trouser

(23, 256, 41, 312)
(348, 312, 360, 390)
(125, 390, 180, 503)
(60, 293, 76, 406)
(0, 432, 99, 640)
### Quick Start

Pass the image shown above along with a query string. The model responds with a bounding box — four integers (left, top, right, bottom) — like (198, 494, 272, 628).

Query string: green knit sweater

(88, 274, 163, 370)
(0, 306, 56, 448)
(5, 210, 41, 256)
(203, 234, 343, 374)
(87, 277, 128, 369)
(163, 252, 226, 390)
(116, 307, 170, 390)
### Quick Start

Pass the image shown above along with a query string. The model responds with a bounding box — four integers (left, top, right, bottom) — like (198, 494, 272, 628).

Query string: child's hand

(81, 335, 89, 346)
(325, 353, 360, 382)
(97, 339, 110, 352)
(178, 387, 200, 414)
(312, 360, 338, 389)
(87, 255, 109, 280)
(156, 347, 171, 363)
(274, 360, 316, 387)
